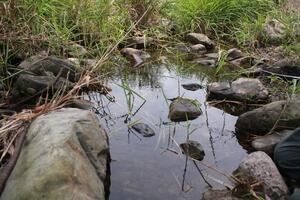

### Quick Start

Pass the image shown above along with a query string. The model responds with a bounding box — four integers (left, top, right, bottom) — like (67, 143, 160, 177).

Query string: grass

(165, 0, 274, 38)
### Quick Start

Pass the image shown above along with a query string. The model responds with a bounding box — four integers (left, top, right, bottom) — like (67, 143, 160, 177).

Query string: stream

(87, 54, 248, 200)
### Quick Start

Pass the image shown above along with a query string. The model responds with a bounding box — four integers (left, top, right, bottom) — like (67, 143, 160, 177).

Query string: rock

(65, 99, 94, 110)
(204, 53, 219, 59)
(18, 56, 77, 82)
(0, 108, 110, 200)
(273, 58, 295, 68)
(190, 44, 206, 53)
(120, 36, 154, 49)
(226, 48, 244, 61)
(208, 78, 269, 103)
(261, 64, 300, 80)
(131, 123, 155, 137)
(236, 151, 288, 200)
(67, 58, 98, 68)
(168, 97, 202, 122)
(182, 83, 203, 91)
(261, 19, 286, 45)
(12, 74, 74, 99)
(202, 189, 242, 200)
(251, 130, 293, 155)
(229, 56, 255, 68)
(236, 99, 300, 135)
(120, 48, 150, 68)
(186, 33, 215, 50)
(67, 43, 88, 57)
(194, 59, 217, 67)
(180, 140, 205, 161)
(174, 44, 191, 53)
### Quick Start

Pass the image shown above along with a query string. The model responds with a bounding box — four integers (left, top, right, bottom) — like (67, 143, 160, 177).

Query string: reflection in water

(88, 54, 247, 200)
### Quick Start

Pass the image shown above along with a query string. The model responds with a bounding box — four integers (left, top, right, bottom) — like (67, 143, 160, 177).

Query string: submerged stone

(132, 123, 155, 137)
(180, 140, 205, 161)
(181, 83, 203, 91)
(168, 97, 202, 122)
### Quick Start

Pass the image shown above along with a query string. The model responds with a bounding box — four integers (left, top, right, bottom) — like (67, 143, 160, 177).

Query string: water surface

(88, 54, 247, 200)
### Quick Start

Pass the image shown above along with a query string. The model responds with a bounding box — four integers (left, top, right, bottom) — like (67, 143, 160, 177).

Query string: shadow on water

(87, 53, 247, 200)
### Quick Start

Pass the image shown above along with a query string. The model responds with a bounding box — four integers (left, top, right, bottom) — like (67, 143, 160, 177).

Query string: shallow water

(88, 55, 247, 200)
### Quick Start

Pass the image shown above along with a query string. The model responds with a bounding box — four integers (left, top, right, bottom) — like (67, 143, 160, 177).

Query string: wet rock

(65, 99, 94, 110)
(194, 59, 217, 67)
(190, 44, 206, 53)
(229, 56, 255, 68)
(18, 56, 77, 82)
(261, 19, 285, 45)
(202, 189, 242, 200)
(120, 48, 150, 68)
(261, 64, 300, 80)
(251, 130, 293, 155)
(273, 58, 295, 68)
(67, 58, 98, 68)
(208, 78, 269, 103)
(182, 83, 203, 91)
(174, 44, 191, 53)
(180, 140, 205, 161)
(0, 108, 110, 200)
(236, 99, 300, 135)
(168, 97, 202, 122)
(12, 74, 74, 99)
(120, 36, 154, 49)
(132, 123, 155, 137)
(67, 43, 88, 57)
(186, 33, 215, 50)
(204, 53, 219, 59)
(236, 151, 288, 200)
(226, 48, 244, 61)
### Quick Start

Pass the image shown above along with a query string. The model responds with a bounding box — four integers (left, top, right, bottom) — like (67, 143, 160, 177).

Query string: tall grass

(166, 0, 274, 38)
(1, 0, 131, 57)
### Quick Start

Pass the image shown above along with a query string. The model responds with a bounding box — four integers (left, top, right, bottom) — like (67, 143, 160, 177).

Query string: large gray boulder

(1, 108, 109, 200)
(236, 151, 288, 200)
(208, 78, 269, 103)
(236, 99, 300, 135)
